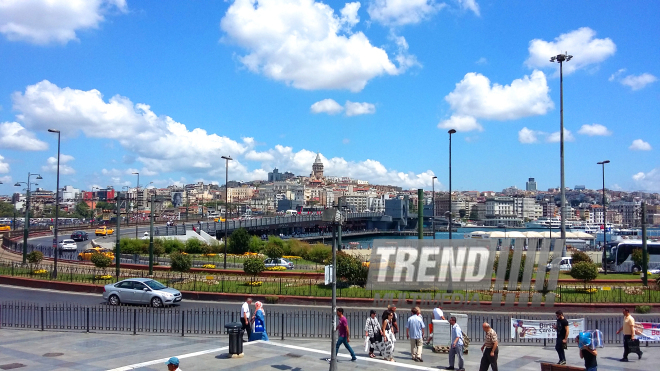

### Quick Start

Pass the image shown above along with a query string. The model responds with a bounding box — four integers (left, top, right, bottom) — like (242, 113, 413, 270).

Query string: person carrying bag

(364, 310, 382, 358)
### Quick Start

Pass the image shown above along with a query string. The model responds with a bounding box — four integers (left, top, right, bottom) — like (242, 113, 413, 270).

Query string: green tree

(308, 244, 332, 263)
(95, 201, 111, 211)
(0, 200, 16, 217)
(243, 257, 265, 280)
(571, 250, 592, 265)
(469, 208, 479, 221)
(263, 241, 284, 258)
(170, 251, 192, 272)
(327, 252, 369, 286)
(248, 236, 264, 253)
(73, 201, 90, 219)
(228, 228, 250, 254)
(569, 262, 599, 288)
(493, 250, 527, 282)
(27, 251, 44, 266)
(185, 238, 203, 254)
(631, 248, 649, 269)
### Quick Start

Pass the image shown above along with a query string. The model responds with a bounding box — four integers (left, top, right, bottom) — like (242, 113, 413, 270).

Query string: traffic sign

(52, 238, 57, 248)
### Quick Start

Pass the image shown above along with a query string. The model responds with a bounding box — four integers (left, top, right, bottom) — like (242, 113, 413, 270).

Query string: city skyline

(0, 1, 658, 194)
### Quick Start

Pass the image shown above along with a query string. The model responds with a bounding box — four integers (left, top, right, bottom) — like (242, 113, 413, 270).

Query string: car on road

(0, 224, 11, 232)
(70, 230, 88, 241)
(78, 247, 115, 261)
(103, 278, 182, 308)
(546, 257, 573, 272)
(264, 257, 294, 270)
(95, 226, 114, 236)
(58, 239, 78, 251)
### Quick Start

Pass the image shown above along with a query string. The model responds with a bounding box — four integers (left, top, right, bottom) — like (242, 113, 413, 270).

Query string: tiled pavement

(0, 330, 656, 370)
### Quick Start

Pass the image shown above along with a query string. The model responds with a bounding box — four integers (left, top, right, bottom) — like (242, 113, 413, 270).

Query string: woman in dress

(249, 301, 269, 341)
(364, 310, 381, 358)
(377, 310, 396, 361)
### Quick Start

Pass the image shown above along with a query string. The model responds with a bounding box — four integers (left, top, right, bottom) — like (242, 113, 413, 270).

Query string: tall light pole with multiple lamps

(15, 172, 42, 264)
(48, 129, 61, 278)
(432, 176, 437, 239)
(448, 129, 456, 239)
(598, 160, 610, 275)
(132, 172, 139, 238)
(221, 155, 232, 269)
(550, 52, 572, 253)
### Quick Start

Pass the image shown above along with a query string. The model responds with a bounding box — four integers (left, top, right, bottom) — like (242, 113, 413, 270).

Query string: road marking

(106, 344, 239, 370)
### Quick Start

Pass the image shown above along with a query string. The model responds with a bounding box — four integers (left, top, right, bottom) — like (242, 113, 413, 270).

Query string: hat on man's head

(166, 357, 179, 366)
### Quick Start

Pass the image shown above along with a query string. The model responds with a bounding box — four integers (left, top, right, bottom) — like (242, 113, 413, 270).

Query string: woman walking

(249, 301, 269, 341)
(376, 310, 396, 362)
(364, 310, 381, 358)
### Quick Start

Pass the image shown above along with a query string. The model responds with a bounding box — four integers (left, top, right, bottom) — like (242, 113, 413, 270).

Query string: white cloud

(438, 115, 483, 132)
(0, 175, 12, 184)
(368, 0, 445, 26)
(457, 0, 480, 16)
(42, 153, 75, 175)
(440, 70, 553, 132)
(0, 154, 9, 173)
(340, 2, 361, 29)
(345, 101, 376, 116)
(220, 0, 404, 92)
(311, 99, 344, 115)
(0, 0, 127, 45)
(245, 150, 275, 162)
(609, 68, 626, 82)
(525, 27, 616, 76)
(629, 139, 652, 151)
(518, 127, 539, 144)
(0, 121, 48, 151)
(475, 57, 487, 65)
(620, 73, 657, 91)
(578, 123, 612, 136)
(547, 129, 575, 143)
(632, 168, 660, 192)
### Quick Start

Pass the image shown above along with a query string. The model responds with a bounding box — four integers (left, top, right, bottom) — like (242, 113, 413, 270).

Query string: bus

(604, 240, 660, 273)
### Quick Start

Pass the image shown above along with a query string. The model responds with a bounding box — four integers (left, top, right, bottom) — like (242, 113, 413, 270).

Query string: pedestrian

(406, 307, 425, 362)
(616, 308, 642, 362)
(388, 304, 399, 335)
(447, 316, 465, 371)
(364, 309, 381, 358)
(240, 297, 252, 342)
(427, 304, 446, 345)
(555, 310, 569, 365)
(378, 310, 396, 362)
(479, 322, 498, 371)
(335, 308, 357, 361)
(249, 301, 268, 341)
(577, 334, 598, 371)
(165, 357, 182, 371)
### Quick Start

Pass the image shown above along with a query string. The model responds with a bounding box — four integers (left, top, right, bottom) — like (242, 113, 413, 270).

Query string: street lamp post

(550, 52, 572, 254)
(598, 160, 610, 275)
(132, 172, 139, 238)
(221, 155, 233, 269)
(48, 129, 61, 278)
(16, 172, 42, 264)
(448, 129, 456, 239)
(432, 176, 437, 239)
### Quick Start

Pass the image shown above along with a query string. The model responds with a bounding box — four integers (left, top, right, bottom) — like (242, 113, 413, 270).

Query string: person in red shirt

(336, 308, 357, 361)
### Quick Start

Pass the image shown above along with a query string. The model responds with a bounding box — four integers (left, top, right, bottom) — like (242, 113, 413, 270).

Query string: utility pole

(642, 203, 648, 286)
(115, 192, 121, 280)
(149, 193, 154, 275)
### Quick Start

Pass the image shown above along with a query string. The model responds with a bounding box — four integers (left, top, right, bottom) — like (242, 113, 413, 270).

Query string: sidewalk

(0, 329, 655, 370)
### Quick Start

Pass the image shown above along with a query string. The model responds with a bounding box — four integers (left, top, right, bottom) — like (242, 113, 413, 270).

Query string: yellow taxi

(213, 217, 226, 222)
(95, 226, 115, 236)
(78, 247, 115, 261)
(0, 225, 11, 232)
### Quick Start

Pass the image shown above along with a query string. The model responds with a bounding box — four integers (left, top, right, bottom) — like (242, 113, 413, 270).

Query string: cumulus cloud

(220, 0, 405, 92)
(578, 123, 612, 136)
(439, 70, 553, 132)
(42, 153, 75, 175)
(0, 154, 9, 173)
(345, 101, 376, 116)
(518, 127, 539, 144)
(311, 99, 344, 115)
(620, 73, 657, 91)
(0, 0, 127, 45)
(629, 139, 652, 151)
(368, 0, 445, 26)
(519, 127, 575, 144)
(456, 0, 480, 16)
(525, 27, 616, 76)
(0, 121, 48, 151)
(632, 168, 660, 192)
(547, 129, 575, 143)
(609, 68, 626, 82)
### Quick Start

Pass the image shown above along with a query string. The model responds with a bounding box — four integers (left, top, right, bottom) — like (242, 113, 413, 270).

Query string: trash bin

(225, 322, 243, 355)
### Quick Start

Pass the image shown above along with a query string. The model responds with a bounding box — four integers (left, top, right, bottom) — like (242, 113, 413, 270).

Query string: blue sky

(0, 0, 658, 195)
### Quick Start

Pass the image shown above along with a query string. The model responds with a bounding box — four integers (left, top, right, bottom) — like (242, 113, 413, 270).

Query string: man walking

(446, 316, 464, 371)
(406, 307, 425, 362)
(336, 308, 357, 361)
(165, 357, 182, 371)
(479, 322, 498, 371)
(240, 297, 252, 342)
(616, 308, 642, 361)
(555, 310, 569, 365)
(426, 304, 446, 345)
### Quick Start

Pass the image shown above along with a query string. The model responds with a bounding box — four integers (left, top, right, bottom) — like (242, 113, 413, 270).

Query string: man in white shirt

(426, 306, 446, 345)
(240, 297, 252, 342)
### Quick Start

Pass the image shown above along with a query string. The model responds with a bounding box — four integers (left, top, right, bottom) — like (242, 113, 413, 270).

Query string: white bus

(604, 240, 660, 273)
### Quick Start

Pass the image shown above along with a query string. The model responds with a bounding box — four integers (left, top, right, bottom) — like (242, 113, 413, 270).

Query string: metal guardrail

(1, 301, 659, 346)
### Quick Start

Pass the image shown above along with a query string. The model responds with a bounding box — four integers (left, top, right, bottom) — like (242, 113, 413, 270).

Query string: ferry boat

(525, 217, 561, 229)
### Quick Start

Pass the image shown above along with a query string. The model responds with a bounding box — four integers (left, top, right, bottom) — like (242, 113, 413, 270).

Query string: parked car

(103, 278, 182, 307)
(546, 257, 573, 272)
(264, 257, 294, 270)
(95, 226, 114, 236)
(78, 247, 115, 261)
(58, 239, 78, 251)
(0, 224, 11, 232)
(70, 230, 88, 241)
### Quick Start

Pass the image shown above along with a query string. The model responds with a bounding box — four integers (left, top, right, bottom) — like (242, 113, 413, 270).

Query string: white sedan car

(58, 239, 78, 251)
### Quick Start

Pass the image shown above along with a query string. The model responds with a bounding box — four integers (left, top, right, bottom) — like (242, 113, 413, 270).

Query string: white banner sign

(511, 318, 584, 339)
(637, 322, 660, 342)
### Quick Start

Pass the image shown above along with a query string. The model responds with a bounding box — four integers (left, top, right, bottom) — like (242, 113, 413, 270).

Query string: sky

(0, 0, 658, 195)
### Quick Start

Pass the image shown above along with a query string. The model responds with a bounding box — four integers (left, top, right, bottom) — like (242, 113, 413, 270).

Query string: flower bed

(202, 264, 216, 269)
(202, 253, 217, 257)
(95, 275, 113, 280)
(266, 266, 286, 271)
(246, 281, 263, 286)
(33, 269, 48, 275)
(282, 255, 302, 260)
(625, 286, 645, 295)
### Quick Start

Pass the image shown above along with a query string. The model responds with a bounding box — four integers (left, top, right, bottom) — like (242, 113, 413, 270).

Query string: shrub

(163, 239, 185, 254)
(228, 228, 251, 255)
(263, 240, 284, 259)
(170, 251, 192, 272)
(91, 253, 112, 269)
(27, 251, 44, 265)
(200, 243, 213, 255)
(493, 250, 527, 282)
(185, 238, 203, 254)
(571, 250, 592, 265)
(308, 244, 332, 264)
(120, 239, 148, 254)
(153, 239, 165, 256)
(289, 240, 311, 259)
(248, 236, 264, 253)
(243, 257, 265, 279)
(631, 248, 649, 268)
(326, 252, 369, 286)
(265, 296, 279, 304)
(569, 262, 599, 288)
(635, 305, 651, 314)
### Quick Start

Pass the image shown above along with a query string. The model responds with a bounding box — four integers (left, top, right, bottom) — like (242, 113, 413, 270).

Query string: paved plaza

(0, 329, 656, 370)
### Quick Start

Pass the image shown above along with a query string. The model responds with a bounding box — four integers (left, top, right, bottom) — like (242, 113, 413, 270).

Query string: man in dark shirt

(555, 310, 569, 365)
(577, 335, 598, 371)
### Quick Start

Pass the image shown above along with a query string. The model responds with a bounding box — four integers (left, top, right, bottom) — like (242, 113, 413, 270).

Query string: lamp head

(448, 129, 457, 134)
(47, 129, 60, 133)
(36, 175, 43, 180)
(132, 172, 139, 175)
(14, 182, 21, 187)
(221, 155, 233, 161)
(432, 176, 437, 180)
